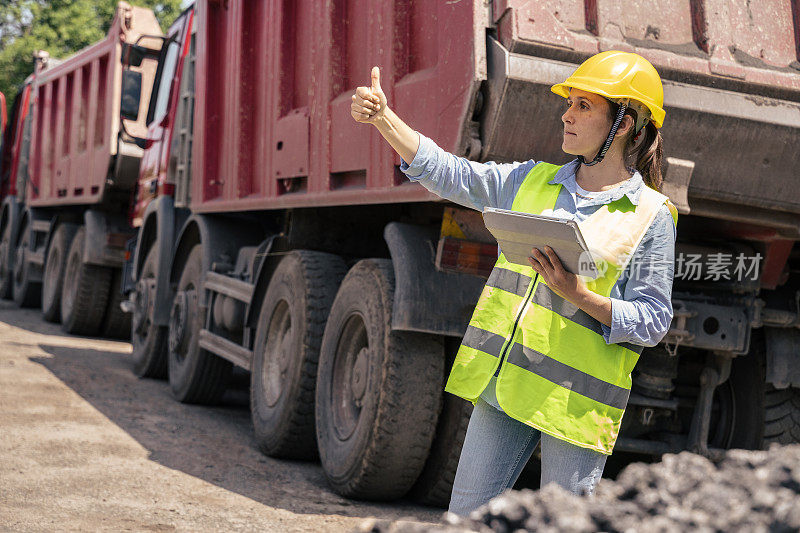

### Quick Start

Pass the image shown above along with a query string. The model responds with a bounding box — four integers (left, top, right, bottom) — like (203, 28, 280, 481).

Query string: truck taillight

(435, 236, 497, 278)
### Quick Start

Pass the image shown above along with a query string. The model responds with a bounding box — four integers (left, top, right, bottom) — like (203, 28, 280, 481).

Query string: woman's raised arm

(351, 66, 420, 164)
(351, 66, 536, 211)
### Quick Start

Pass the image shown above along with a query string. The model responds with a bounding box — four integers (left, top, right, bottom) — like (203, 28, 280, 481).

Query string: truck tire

(251, 250, 347, 460)
(12, 219, 41, 308)
(168, 245, 232, 404)
(315, 259, 443, 500)
(764, 385, 800, 445)
(131, 246, 168, 378)
(408, 391, 473, 507)
(42, 222, 78, 322)
(407, 339, 473, 507)
(708, 331, 800, 449)
(101, 269, 132, 339)
(0, 222, 13, 299)
(60, 227, 113, 335)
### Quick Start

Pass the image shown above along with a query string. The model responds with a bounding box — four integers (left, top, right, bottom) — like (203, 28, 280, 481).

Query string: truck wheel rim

(262, 299, 292, 407)
(169, 290, 190, 360)
(132, 278, 152, 336)
(331, 313, 369, 441)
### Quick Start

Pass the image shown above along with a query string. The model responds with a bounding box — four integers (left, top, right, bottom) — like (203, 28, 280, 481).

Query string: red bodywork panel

(492, 0, 800, 92)
(28, 39, 117, 205)
(190, 0, 481, 212)
(0, 85, 32, 201)
(707, 219, 795, 290)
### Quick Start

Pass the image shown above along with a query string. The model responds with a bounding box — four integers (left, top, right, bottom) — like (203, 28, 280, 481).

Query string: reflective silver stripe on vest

(486, 267, 531, 298)
(531, 283, 644, 355)
(505, 343, 630, 410)
(461, 325, 506, 358)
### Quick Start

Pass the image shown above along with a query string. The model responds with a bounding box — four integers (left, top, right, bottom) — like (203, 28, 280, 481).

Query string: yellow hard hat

(551, 50, 665, 129)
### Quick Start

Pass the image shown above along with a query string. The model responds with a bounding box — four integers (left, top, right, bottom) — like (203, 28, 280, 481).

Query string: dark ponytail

(608, 102, 664, 191)
(626, 122, 663, 191)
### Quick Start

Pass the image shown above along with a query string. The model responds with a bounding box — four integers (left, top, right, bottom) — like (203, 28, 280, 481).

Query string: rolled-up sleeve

(399, 132, 536, 211)
(602, 204, 677, 347)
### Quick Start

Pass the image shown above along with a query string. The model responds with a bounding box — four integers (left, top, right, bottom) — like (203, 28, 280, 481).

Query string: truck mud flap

(82, 209, 136, 268)
(384, 222, 485, 337)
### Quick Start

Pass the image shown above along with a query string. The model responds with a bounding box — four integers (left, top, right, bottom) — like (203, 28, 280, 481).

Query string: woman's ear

(617, 114, 635, 137)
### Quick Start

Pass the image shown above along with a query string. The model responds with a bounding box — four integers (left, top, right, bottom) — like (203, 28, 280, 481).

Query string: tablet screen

(482, 207, 599, 278)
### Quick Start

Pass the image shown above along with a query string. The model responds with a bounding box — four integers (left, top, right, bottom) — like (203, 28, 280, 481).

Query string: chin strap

(578, 100, 629, 167)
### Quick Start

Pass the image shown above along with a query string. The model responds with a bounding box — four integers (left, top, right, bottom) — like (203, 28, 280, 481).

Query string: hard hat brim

(551, 81, 665, 129)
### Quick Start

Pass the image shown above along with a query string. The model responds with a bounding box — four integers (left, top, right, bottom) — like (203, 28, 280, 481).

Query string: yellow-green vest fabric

(445, 162, 676, 454)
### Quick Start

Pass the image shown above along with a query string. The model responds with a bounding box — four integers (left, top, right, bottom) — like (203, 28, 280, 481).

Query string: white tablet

(482, 207, 599, 279)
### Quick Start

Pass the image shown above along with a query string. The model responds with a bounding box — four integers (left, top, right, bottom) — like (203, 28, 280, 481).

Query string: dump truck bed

(190, 0, 481, 211)
(25, 3, 161, 208)
(189, 0, 800, 232)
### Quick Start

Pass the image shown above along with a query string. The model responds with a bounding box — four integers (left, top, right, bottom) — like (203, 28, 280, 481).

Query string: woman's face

(560, 88, 616, 158)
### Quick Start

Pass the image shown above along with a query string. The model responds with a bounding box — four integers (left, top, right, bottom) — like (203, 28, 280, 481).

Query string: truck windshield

(150, 40, 180, 126)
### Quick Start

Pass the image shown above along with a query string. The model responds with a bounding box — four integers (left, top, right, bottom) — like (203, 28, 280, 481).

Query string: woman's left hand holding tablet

(528, 246, 586, 303)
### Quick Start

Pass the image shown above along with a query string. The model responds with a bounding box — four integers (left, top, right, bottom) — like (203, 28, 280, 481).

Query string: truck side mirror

(121, 43, 148, 68)
(120, 69, 142, 121)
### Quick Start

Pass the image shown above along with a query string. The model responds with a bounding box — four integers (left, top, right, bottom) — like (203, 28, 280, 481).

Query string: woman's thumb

(371, 66, 382, 93)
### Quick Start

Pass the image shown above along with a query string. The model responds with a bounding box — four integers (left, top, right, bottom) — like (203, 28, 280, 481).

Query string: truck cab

(129, 7, 195, 229)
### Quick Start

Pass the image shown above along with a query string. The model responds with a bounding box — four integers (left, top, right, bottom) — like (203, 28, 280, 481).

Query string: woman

(351, 51, 678, 516)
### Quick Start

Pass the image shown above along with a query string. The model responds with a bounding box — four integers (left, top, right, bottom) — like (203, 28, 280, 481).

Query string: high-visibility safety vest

(446, 162, 678, 454)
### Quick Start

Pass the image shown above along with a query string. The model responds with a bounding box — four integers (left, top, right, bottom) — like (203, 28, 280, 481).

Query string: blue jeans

(447, 398, 608, 517)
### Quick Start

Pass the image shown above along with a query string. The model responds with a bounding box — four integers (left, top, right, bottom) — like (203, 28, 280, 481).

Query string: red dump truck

(3, 0, 795, 507)
(0, 3, 163, 337)
(121, 0, 800, 505)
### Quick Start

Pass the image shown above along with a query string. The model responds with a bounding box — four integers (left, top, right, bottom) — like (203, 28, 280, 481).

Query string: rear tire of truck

(61, 227, 113, 336)
(764, 385, 800, 445)
(101, 269, 132, 339)
(315, 259, 443, 500)
(0, 221, 14, 300)
(717, 332, 800, 449)
(407, 337, 473, 507)
(42, 223, 78, 322)
(12, 219, 41, 308)
(251, 250, 347, 460)
(131, 246, 168, 379)
(168, 245, 232, 404)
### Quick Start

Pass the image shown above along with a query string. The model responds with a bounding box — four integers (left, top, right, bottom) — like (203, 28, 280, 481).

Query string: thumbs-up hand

(351, 66, 388, 124)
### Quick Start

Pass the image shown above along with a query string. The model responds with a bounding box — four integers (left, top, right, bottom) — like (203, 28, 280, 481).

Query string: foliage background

(0, 0, 182, 117)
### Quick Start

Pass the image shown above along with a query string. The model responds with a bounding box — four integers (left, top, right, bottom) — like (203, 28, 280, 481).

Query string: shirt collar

(548, 159, 644, 206)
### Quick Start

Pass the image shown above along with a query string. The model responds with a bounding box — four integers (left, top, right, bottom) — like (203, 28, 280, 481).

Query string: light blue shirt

(399, 132, 676, 412)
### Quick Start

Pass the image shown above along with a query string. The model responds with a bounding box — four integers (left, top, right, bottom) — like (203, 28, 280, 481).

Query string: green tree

(0, 0, 182, 119)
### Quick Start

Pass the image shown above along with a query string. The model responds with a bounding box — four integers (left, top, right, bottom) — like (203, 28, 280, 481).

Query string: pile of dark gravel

(356, 444, 800, 533)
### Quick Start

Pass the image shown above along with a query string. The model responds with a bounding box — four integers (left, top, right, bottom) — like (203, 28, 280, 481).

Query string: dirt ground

(0, 300, 443, 532)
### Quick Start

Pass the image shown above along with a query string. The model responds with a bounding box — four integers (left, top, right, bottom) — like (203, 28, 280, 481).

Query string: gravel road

(0, 300, 443, 532)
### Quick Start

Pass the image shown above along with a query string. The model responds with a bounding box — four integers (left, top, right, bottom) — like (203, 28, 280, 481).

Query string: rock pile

(356, 444, 800, 533)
